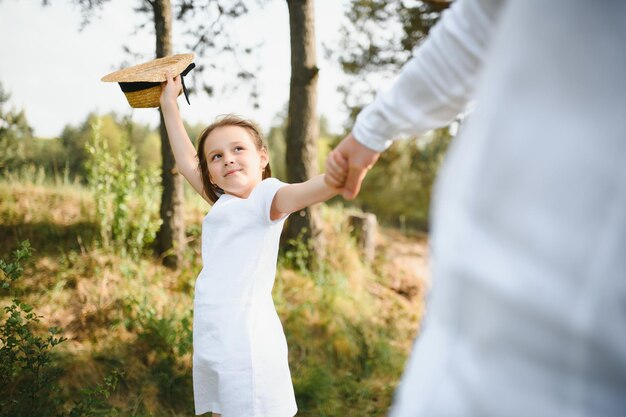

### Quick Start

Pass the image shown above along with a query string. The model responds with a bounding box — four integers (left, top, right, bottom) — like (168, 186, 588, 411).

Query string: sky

(0, 0, 349, 138)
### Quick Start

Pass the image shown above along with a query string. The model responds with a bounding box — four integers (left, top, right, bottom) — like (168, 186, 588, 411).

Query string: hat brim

(101, 53, 195, 83)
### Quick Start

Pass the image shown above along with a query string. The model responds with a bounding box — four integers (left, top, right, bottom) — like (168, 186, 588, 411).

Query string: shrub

(124, 297, 194, 409)
(85, 118, 162, 259)
(0, 242, 128, 417)
(0, 241, 66, 417)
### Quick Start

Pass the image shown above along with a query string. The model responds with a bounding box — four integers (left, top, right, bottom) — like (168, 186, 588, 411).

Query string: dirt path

(375, 228, 431, 302)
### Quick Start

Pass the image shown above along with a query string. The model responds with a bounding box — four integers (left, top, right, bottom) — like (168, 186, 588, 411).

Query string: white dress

(193, 178, 298, 417)
(354, 0, 626, 416)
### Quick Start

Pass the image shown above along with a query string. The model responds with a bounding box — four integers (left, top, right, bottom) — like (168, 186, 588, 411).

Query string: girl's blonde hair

(197, 114, 272, 203)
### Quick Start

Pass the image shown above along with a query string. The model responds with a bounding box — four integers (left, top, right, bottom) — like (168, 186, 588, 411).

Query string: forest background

(1, 0, 456, 415)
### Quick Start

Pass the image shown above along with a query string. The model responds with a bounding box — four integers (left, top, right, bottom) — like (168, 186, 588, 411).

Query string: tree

(267, 111, 335, 189)
(284, 0, 324, 267)
(332, 0, 451, 122)
(59, 113, 122, 178)
(0, 82, 34, 174)
(151, 0, 184, 269)
(42, 0, 258, 268)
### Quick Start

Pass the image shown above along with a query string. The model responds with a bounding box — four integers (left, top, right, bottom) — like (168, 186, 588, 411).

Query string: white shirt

(353, 1, 626, 416)
(193, 178, 297, 417)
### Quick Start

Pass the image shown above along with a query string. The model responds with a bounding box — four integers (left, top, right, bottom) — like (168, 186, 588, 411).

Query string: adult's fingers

(324, 173, 342, 189)
(342, 166, 367, 200)
(325, 156, 342, 185)
(325, 150, 344, 172)
(325, 164, 345, 188)
(325, 150, 348, 186)
(332, 150, 348, 170)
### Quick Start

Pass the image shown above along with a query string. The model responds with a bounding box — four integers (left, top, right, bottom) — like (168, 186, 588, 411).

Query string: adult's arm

(327, 0, 504, 198)
(353, 0, 503, 152)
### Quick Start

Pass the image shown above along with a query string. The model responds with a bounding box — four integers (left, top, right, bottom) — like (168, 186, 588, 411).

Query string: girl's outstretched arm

(270, 174, 341, 221)
(160, 73, 210, 203)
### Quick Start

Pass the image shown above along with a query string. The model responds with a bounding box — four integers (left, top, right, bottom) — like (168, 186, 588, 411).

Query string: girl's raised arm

(270, 174, 341, 221)
(160, 73, 210, 203)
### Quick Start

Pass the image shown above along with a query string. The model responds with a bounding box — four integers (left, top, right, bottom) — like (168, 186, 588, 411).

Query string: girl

(160, 73, 342, 417)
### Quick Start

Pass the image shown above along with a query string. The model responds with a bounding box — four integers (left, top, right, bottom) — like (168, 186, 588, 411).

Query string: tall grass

(275, 205, 417, 416)
(85, 118, 161, 259)
(0, 166, 425, 416)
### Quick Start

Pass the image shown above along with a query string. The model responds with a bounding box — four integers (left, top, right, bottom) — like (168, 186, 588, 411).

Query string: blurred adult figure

(325, 0, 626, 415)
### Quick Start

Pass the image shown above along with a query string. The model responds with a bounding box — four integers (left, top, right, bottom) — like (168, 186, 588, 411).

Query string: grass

(0, 176, 427, 416)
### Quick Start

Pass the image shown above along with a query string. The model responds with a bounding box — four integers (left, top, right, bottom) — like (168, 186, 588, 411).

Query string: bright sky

(0, 0, 348, 138)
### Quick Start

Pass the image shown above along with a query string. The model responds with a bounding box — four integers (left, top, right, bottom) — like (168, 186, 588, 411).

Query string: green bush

(0, 242, 133, 416)
(67, 371, 125, 417)
(85, 118, 162, 259)
(123, 297, 194, 410)
(277, 239, 406, 416)
(355, 127, 452, 231)
(0, 241, 67, 417)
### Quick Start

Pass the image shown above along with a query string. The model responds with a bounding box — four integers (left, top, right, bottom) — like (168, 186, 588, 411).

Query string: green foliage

(0, 82, 35, 175)
(0, 100, 160, 185)
(60, 114, 123, 182)
(281, 265, 405, 417)
(123, 298, 194, 409)
(321, 1, 453, 231)
(4, 140, 72, 184)
(0, 241, 66, 417)
(266, 115, 288, 181)
(85, 117, 162, 258)
(332, 0, 450, 122)
(282, 228, 311, 274)
(340, 0, 449, 72)
(356, 128, 453, 231)
(266, 112, 337, 182)
(277, 211, 407, 416)
(1, 182, 422, 416)
(61, 113, 160, 181)
(317, 116, 337, 174)
(0, 242, 148, 416)
(0, 240, 31, 284)
(125, 117, 161, 172)
(183, 120, 206, 148)
(68, 371, 125, 417)
(0, 81, 70, 183)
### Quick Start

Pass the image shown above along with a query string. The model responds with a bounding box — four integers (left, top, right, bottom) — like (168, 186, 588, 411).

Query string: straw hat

(101, 53, 196, 108)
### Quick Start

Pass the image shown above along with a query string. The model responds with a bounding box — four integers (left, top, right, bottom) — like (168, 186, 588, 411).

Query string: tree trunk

(285, 0, 324, 268)
(154, 0, 184, 269)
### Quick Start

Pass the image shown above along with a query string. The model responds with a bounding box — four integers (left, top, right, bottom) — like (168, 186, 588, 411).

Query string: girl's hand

(160, 72, 183, 108)
(325, 132, 380, 200)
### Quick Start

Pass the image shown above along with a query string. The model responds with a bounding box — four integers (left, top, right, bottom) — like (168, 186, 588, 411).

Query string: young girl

(160, 73, 341, 417)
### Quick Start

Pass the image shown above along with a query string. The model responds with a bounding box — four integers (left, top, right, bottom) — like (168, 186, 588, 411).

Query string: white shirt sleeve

(352, 0, 504, 152)
(252, 178, 289, 224)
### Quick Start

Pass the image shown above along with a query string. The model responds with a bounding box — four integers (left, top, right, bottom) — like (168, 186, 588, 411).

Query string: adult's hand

(325, 132, 380, 200)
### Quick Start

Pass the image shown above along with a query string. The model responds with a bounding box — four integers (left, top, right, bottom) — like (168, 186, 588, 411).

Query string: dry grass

(1, 179, 429, 416)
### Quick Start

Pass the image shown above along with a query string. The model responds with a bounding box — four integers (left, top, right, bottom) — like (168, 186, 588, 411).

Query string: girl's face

(203, 125, 269, 199)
